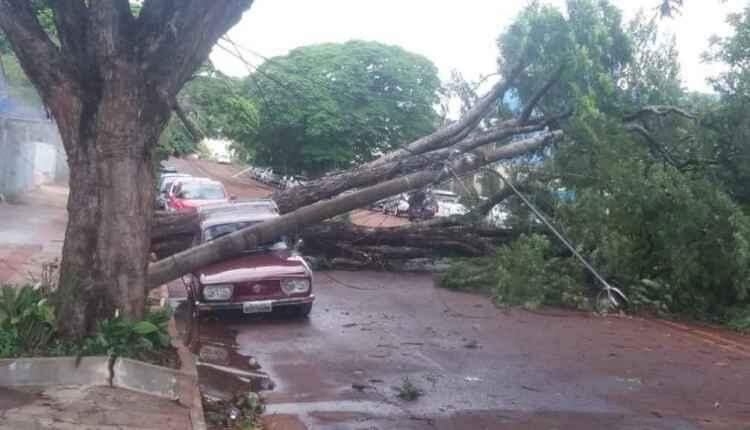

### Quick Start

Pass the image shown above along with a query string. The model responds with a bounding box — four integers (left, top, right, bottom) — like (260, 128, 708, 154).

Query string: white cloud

(212, 0, 746, 92)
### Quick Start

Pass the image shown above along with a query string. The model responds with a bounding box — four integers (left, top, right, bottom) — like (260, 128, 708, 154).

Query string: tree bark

(55, 67, 170, 337)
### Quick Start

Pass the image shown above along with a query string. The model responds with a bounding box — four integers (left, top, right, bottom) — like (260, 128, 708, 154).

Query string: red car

(184, 201, 314, 317)
(167, 177, 230, 211)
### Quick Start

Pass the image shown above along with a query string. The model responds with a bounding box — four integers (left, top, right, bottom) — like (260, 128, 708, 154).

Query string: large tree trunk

(56, 71, 170, 338)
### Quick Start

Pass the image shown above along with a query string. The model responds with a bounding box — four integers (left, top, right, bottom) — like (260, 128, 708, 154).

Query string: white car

(215, 153, 231, 164)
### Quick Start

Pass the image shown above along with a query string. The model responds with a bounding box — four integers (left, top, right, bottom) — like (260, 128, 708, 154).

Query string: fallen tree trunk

(148, 131, 562, 286)
(300, 220, 518, 271)
(150, 211, 519, 270)
(151, 211, 199, 260)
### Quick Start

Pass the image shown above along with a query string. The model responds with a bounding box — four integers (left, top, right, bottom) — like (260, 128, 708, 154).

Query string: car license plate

(242, 300, 272, 314)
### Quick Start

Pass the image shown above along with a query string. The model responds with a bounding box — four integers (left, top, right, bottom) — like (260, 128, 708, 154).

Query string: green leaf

(132, 321, 159, 335)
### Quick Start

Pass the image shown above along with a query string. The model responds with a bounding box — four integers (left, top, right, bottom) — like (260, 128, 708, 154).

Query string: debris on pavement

(463, 339, 481, 349)
(395, 377, 424, 401)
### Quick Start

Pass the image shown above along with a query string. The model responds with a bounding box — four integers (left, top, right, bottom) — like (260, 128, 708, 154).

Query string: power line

(488, 168, 628, 308)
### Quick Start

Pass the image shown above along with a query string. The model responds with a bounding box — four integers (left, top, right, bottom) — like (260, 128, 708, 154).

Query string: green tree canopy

(159, 65, 259, 159)
(700, 5, 750, 205)
(497, 0, 632, 116)
(244, 40, 441, 176)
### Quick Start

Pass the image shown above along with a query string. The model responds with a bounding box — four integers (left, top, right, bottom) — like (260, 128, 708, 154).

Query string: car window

(203, 222, 287, 250)
(177, 182, 226, 200)
(161, 180, 174, 193)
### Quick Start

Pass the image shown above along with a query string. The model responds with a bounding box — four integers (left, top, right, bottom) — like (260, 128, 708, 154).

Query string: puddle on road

(174, 304, 275, 399)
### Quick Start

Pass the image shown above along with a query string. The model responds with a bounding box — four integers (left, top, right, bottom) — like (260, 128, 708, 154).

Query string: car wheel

(294, 303, 313, 318)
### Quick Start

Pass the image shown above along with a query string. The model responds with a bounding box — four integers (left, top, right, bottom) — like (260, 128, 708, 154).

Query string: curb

(0, 356, 110, 386)
(168, 314, 207, 430)
(0, 317, 205, 430)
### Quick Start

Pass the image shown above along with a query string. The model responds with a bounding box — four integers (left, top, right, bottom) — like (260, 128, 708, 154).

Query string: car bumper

(196, 295, 315, 312)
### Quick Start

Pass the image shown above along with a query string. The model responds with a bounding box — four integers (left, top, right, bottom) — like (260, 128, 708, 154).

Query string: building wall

(0, 117, 65, 196)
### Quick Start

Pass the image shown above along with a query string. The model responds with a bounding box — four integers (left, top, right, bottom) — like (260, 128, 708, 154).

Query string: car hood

(196, 252, 310, 285)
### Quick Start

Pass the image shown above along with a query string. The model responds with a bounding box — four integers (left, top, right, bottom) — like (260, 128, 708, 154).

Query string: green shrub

(726, 307, 750, 334)
(80, 307, 173, 361)
(0, 285, 56, 357)
(556, 164, 750, 319)
(0, 285, 174, 363)
(441, 234, 587, 310)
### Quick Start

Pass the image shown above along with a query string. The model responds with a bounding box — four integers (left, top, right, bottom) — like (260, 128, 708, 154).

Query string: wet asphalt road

(172, 271, 750, 430)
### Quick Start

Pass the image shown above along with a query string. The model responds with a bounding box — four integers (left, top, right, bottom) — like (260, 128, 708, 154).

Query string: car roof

(198, 200, 280, 229)
(200, 209, 279, 230)
(174, 177, 223, 186)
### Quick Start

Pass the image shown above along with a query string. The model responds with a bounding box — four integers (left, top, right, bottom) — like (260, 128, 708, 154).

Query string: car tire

(294, 303, 313, 318)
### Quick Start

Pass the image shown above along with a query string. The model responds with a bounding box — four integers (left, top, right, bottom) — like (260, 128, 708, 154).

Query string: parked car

(215, 152, 231, 164)
(166, 177, 231, 211)
(432, 189, 468, 217)
(406, 190, 438, 220)
(156, 173, 191, 209)
(184, 203, 314, 317)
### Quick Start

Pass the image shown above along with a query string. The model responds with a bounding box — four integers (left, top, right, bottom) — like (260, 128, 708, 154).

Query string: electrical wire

(489, 169, 628, 307)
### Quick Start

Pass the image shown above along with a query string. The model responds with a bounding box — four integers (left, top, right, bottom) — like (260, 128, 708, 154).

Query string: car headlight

(203, 284, 234, 301)
(280, 278, 310, 295)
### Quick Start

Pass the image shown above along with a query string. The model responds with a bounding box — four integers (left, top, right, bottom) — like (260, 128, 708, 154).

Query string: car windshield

(203, 222, 288, 250)
(177, 182, 225, 200)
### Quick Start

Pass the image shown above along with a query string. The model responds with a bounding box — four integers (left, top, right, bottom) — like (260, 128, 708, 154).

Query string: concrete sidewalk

(0, 385, 192, 429)
(0, 184, 67, 284)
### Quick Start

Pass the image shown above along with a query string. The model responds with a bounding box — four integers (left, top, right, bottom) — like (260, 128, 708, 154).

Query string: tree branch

(368, 61, 526, 166)
(0, 0, 72, 102)
(137, 0, 254, 98)
(517, 66, 564, 123)
(50, 1, 87, 66)
(624, 105, 697, 122)
(173, 101, 205, 143)
(89, 0, 138, 62)
(273, 116, 566, 213)
(625, 122, 682, 168)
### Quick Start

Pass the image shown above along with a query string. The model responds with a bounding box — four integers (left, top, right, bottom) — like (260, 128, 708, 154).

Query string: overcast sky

(211, 0, 747, 93)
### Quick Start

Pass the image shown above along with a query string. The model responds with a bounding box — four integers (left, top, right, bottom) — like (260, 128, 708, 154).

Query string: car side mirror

(229, 195, 238, 201)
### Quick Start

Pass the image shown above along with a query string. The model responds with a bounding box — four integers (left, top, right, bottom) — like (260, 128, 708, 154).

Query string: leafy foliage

(0, 285, 55, 357)
(0, 285, 174, 364)
(441, 235, 586, 310)
(245, 40, 441, 175)
(555, 160, 750, 317)
(79, 308, 174, 362)
(498, 0, 632, 115)
(699, 5, 750, 206)
(204, 392, 265, 430)
(444, 0, 750, 326)
(158, 65, 259, 158)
